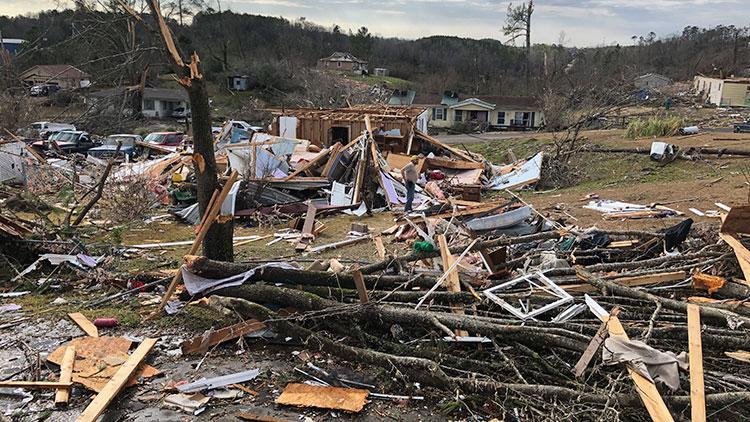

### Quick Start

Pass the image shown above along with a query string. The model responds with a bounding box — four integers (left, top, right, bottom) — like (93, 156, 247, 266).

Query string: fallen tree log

(211, 283, 589, 351)
(184, 255, 444, 289)
(211, 296, 750, 409)
(577, 268, 750, 327)
(359, 229, 665, 274)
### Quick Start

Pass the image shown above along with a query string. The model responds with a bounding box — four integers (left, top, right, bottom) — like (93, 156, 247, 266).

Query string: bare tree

(503, 0, 533, 92)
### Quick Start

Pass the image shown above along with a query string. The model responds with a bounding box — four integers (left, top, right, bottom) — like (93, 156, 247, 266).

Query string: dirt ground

(2, 123, 749, 421)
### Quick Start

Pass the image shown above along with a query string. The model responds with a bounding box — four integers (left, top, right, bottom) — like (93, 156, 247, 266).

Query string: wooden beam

(605, 315, 674, 422)
(687, 304, 706, 422)
(573, 308, 619, 378)
(295, 202, 317, 251)
(149, 171, 238, 319)
(54, 346, 76, 407)
(437, 234, 468, 337)
(68, 312, 99, 337)
(77, 338, 158, 422)
(562, 271, 687, 293)
(351, 268, 369, 303)
(373, 235, 386, 260)
(0, 381, 72, 389)
(283, 148, 330, 180)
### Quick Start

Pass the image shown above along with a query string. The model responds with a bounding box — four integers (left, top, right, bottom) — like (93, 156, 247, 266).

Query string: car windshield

(104, 136, 137, 147)
(144, 133, 167, 143)
(54, 132, 79, 142)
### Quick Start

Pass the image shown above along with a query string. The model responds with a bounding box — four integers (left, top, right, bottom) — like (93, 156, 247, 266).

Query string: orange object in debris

(692, 272, 726, 294)
(275, 383, 369, 412)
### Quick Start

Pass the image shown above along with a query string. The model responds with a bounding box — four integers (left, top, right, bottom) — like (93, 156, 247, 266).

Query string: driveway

(434, 131, 535, 144)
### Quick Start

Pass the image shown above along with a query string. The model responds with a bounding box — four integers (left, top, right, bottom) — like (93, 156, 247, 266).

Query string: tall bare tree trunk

(525, 0, 532, 93)
(141, 0, 234, 261)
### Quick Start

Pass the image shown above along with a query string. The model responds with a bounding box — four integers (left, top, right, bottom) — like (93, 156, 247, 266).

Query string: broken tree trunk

(143, 0, 232, 261)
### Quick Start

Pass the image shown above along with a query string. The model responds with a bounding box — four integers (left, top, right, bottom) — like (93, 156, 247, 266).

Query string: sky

(0, 0, 746, 47)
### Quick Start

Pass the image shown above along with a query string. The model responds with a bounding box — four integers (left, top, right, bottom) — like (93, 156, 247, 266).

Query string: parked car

(32, 130, 97, 154)
(229, 120, 264, 133)
(87, 134, 142, 162)
(30, 84, 61, 97)
(172, 107, 191, 119)
(144, 131, 185, 147)
(734, 119, 750, 133)
(20, 121, 76, 139)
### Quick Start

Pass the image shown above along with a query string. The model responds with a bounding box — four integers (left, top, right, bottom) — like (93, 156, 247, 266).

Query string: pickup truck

(32, 130, 97, 154)
(734, 119, 750, 133)
(87, 134, 142, 162)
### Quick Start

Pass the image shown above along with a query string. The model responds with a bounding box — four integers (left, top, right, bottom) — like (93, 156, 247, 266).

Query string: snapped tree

(137, 0, 234, 261)
(503, 0, 534, 93)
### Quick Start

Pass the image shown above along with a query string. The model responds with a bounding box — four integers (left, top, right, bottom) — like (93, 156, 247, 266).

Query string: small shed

(227, 75, 249, 91)
(374, 68, 389, 77)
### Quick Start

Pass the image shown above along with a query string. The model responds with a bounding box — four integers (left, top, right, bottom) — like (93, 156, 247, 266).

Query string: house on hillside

(86, 87, 189, 118)
(634, 73, 672, 90)
(415, 91, 543, 130)
(374, 68, 389, 77)
(1, 38, 25, 55)
(317, 52, 368, 75)
(693, 75, 750, 107)
(20, 65, 90, 89)
(227, 75, 250, 91)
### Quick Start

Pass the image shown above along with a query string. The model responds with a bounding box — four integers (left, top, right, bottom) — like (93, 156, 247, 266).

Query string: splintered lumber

(308, 235, 371, 254)
(351, 268, 369, 303)
(0, 381, 73, 389)
(688, 304, 706, 422)
(604, 314, 674, 422)
(415, 130, 478, 162)
(720, 205, 750, 281)
(54, 346, 76, 407)
(68, 312, 99, 337)
(150, 170, 239, 318)
(295, 202, 317, 251)
(437, 234, 468, 337)
(373, 235, 386, 259)
(283, 148, 330, 180)
(77, 338, 158, 422)
(276, 383, 369, 412)
(237, 413, 292, 422)
(181, 319, 266, 355)
(573, 308, 619, 378)
(562, 271, 686, 293)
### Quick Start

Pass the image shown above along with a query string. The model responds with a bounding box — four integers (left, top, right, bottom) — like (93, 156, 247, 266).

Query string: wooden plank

(181, 319, 267, 355)
(605, 315, 674, 422)
(295, 202, 317, 251)
(68, 312, 99, 337)
(283, 148, 330, 181)
(720, 205, 750, 234)
(437, 234, 468, 337)
(415, 130, 477, 162)
(237, 412, 292, 422)
(0, 381, 73, 389)
(351, 269, 369, 303)
(373, 236, 386, 260)
(563, 271, 686, 293)
(719, 233, 750, 282)
(149, 171, 239, 319)
(573, 308, 619, 378)
(687, 304, 706, 422)
(77, 338, 158, 422)
(54, 346, 76, 406)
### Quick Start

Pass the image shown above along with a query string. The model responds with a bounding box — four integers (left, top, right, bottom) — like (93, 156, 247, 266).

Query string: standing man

(401, 155, 420, 213)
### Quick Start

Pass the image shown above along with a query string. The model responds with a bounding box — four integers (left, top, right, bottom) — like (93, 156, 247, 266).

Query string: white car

(28, 121, 77, 139)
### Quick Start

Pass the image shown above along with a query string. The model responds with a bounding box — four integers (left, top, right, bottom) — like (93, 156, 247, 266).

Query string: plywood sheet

(275, 383, 368, 412)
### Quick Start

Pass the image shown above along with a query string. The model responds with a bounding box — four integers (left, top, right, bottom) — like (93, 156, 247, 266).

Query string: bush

(625, 116, 685, 139)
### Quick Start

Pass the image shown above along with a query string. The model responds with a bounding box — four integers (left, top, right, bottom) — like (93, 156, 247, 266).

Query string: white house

(634, 73, 672, 90)
(414, 92, 544, 130)
(693, 75, 750, 107)
(87, 87, 189, 118)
